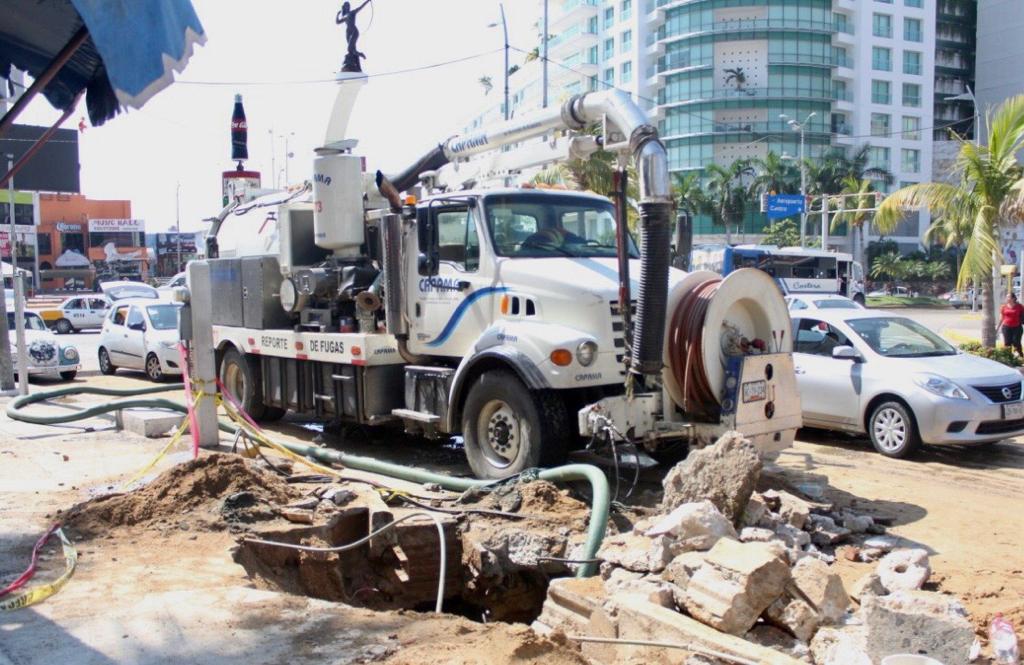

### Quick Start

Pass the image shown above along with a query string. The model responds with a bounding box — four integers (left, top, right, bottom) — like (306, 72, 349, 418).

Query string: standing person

(1000, 292, 1024, 356)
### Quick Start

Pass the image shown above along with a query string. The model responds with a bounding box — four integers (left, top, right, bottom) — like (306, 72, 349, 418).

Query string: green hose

(7, 384, 610, 577)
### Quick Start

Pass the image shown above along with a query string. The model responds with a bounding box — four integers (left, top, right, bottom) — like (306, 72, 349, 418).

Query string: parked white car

(98, 300, 183, 381)
(157, 271, 187, 297)
(785, 294, 865, 312)
(38, 295, 110, 333)
(99, 280, 159, 302)
(792, 309, 1024, 458)
(7, 309, 80, 380)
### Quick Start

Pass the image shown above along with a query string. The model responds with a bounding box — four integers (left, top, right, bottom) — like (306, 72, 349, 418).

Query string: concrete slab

(116, 409, 185, 438)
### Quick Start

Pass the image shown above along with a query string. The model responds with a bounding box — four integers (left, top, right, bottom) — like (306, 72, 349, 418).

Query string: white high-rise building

(467, 0, 952, 251)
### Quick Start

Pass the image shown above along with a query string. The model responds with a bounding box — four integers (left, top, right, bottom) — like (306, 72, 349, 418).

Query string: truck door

(407, 201, 494, 357)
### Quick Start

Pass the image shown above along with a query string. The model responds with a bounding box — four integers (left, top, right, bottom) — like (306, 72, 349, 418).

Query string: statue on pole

(336, 0, 372, 73)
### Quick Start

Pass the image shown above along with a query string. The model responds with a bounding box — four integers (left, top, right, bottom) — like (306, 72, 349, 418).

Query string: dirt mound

(383, 616, 588, 665)
(65, 453, 296, 536)
(518, 481, 588, 515)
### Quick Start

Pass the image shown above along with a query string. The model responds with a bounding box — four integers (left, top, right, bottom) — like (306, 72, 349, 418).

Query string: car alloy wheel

(146, 354, 163, 381)
(873, 407, 907, 452)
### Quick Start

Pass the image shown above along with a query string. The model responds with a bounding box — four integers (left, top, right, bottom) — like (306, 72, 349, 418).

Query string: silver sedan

(791, 309, 1024, 458)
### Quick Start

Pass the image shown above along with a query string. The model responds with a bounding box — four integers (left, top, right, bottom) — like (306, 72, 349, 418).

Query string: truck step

(391, 408, 440, 424)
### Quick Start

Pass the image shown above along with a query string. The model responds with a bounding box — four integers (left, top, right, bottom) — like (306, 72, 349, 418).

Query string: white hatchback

(98, 300, 183, 381)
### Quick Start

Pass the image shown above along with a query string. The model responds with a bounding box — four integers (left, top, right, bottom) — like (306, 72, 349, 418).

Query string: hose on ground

(666, 278, 721, 419)
(6, 384, 611, 577)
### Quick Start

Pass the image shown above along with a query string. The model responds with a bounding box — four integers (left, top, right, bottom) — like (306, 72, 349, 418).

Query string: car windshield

(6, 312, 46, 331)
(484, 193, 639, 259)
(106, 284, 158, 300)
(814, 299, 859, 309)
(146, 305, 179, 330)
(846, 317, 957, 357)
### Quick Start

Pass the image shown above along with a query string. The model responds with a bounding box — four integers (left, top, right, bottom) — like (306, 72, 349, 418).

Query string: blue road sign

(766, 194, 806, 219)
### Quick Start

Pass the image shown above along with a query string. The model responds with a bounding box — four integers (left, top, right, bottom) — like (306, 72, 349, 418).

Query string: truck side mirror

(417, 208, 439, 276)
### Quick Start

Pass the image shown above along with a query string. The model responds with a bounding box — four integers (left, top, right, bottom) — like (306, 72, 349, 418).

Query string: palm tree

(806, 145, 893, 195)
(749, 152, 799, 197)
(705, 160, 754, 243)
(478, 76, 493, 95)
(870, 253, 906, 292)
(831, 176, 876, 267)
(876, 95, 1024, 347)
(723, 67, 747, 91)
(673, 172, 705, 217)
(923, 212, 975, 283)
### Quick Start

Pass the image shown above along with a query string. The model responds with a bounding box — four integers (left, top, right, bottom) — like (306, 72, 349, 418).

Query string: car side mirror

(129, 321, 146, 332)
(832, 345, 861, 361)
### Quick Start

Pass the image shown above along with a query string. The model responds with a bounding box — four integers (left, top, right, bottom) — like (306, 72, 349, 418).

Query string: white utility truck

(189, 89, 800, 478)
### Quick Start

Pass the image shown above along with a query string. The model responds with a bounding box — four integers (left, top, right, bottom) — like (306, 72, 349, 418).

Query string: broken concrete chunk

(876, 548, 930, 592)
(765, 593, 820, 642)
(660, 550, 708, 592)
(745, 624, 811, 662)
(840, 512, 874, 534)
(645, 500, 738, 552)
(807, 514, 851, 546)
(849, 572, 887, 603)
(773, 523, 811, 549)
(861, 591, 974, 665)
(742, 494, 769, 528)
(532, 576, 608, 637)
(602, 568, 678, 609)
(286, 497, 320, 511)
(739, 527, 778, 543)
(792, 556, 850, 624)
(763, 490, 811, 530)
(683, 539, 791, 635)
(809, 625, 872, 665)
(281, 508, 314, 524)
(661, 431, 762, 525)
(597, 532, 674, 573)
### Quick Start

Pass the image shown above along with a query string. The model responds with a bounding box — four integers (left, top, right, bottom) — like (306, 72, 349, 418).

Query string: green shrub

(958, 341, 1022, 367)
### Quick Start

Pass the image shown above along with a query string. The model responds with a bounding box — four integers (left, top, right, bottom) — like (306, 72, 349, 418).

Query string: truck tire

(219, 347, 267, 420)
(461, 370, 568, 479)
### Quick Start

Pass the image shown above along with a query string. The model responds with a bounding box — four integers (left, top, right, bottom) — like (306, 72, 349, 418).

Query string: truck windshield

(484, 193, 639, 259)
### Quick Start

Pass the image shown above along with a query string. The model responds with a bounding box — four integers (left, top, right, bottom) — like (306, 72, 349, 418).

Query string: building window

(904, 17, 922, 41)
(833, 79, 849, 101)
(901, 148, 920, 173)
(875, 0, 892, 3)
(872, 47, 892, 71)
(869, 146, 891, 170)
(621, 29, 632, 53)
(604, 37, 614, 60)
(604, 6, 614, 29)
(902, 82, 921, 107)
(833, 13, 850, 33)
(903, 50, 921, 75)
(589, 76, 599, 91)
(872, 80, 891, 104)
(588, 15, 598, 34)
(604, 67, 614, 86)
(871, 113, 891, 137)
(621, 0, 632, 20)
(588, 45, 599, 64)
(872, 13, 892, 38)
(905, 0, 922, 6)
(621, 60, 632, 84)
(37, 233, 52, 256)
(902, 116, 921, 140)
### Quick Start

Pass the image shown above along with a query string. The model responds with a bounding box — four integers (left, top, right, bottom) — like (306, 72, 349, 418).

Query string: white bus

(690, 244, 865, 304)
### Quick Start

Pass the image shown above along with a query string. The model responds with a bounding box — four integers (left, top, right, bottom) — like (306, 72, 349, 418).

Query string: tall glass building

(465, 0, 947, 250)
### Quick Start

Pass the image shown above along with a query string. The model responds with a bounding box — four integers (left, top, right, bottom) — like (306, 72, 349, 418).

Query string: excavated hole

(232, 504, 562, 624)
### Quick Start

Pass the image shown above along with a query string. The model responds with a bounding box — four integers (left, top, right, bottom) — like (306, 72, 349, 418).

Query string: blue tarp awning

(0, 0, 206, 126)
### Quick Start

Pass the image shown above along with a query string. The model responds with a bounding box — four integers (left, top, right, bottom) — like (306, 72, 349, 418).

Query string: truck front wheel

(461, 370, 568, 479)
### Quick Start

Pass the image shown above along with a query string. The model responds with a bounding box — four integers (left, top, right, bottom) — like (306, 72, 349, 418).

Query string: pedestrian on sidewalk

(1000, 292, 1024, 355)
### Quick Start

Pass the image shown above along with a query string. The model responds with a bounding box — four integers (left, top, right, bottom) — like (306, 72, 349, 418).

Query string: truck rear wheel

(461, 370, 568, 479)
(219, 347, 268, 420)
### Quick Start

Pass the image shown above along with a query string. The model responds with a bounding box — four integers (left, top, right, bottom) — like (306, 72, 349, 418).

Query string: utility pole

(0, 155, 14, 394)
(176, 181, 182, 273)
(6, 155, 27, 395)
(780, 112, 815, 247)
(500, 3, 509, 120)
(542, 0, 549, 109)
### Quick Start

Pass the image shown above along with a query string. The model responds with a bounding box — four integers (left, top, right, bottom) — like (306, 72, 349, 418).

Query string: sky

(20, 0, 540, 233)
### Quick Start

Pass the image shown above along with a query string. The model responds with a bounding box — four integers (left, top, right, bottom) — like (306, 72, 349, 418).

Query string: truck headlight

(62, 347, 78, 361)
(576, 341, 598, 367)
(912, 373, 968, 400)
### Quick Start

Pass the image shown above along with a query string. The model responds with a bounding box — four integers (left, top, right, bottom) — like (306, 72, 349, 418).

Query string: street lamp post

(542, 0, 549, 109)
(5, 154, 27, 395)
(944, 87, 982, 309)
(780, 112, 816, 248)
(488, 4, 510, 121)
(175, 181, 182, 273)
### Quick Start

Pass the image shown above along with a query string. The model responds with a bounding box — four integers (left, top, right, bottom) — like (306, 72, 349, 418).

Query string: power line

(510, 44, 976, 142)
(174, 48, 504, 86)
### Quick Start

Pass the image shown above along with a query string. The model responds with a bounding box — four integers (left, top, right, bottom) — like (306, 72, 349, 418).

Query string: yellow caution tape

(120, 418, 191, 490)
(0, 528, 77, 611)
(219, 400, 342, 478)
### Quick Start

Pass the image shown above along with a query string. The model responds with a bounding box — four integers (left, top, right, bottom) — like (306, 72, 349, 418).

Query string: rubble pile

(533, 432, 977, 665)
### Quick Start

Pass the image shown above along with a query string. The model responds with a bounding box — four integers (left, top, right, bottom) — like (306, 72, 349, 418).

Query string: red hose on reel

(666, 278, 722, 419)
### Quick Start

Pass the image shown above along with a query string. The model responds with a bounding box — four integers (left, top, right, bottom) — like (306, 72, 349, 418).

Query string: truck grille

(972, 382, 1023, 403)
(608, 300, 635, 377)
